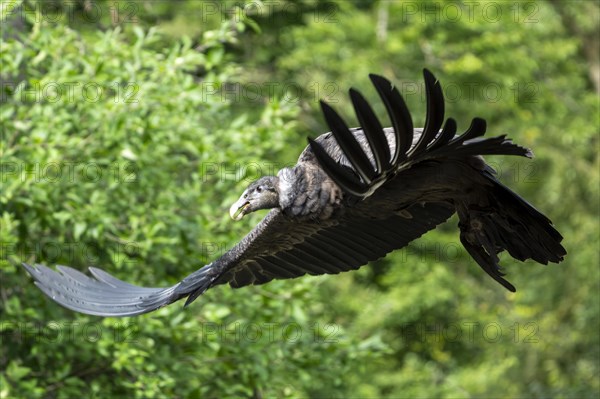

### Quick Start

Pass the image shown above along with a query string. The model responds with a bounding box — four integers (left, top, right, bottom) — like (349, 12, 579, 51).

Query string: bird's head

(229, 176, 280, 220)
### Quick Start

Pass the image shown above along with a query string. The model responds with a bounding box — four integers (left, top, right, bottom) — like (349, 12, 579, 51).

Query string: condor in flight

(23, 70, 566, 316)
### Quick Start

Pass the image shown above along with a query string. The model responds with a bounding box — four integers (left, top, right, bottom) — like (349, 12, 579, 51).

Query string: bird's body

(23, 70, 566, 316)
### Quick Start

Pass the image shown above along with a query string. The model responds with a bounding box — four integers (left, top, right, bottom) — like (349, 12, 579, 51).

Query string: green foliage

(0, 9, 373, 399)
(1, 1, 598, 398)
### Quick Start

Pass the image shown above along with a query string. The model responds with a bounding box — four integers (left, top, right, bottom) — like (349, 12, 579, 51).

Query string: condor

(23, 70, 566, 316)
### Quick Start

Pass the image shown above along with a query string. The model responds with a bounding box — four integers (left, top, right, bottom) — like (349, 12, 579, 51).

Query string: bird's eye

(243, 193, 248, 199)
(256, 186, 262, 193)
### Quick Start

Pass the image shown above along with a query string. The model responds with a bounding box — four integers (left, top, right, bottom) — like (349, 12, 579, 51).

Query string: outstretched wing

(308, 69, 531, 198)
(309, 69, 543, 292)
(22, 263, 182, 317)
(23, 201, 454, 317)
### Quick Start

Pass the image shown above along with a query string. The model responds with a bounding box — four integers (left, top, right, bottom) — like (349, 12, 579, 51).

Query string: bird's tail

(456, 172, 566, 291)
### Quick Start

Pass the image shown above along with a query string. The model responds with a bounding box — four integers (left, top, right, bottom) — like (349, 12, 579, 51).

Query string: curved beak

(229, 197, 250, 221)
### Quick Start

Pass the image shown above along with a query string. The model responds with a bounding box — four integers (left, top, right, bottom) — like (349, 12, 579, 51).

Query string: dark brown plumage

(23, 70, 566, 316)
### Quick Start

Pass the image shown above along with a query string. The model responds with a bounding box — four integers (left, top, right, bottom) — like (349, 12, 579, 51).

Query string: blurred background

(1, 1, 598, 398)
